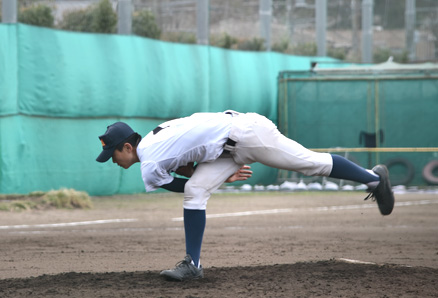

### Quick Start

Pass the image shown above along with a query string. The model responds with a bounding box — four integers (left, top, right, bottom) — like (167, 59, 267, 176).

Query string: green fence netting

(0, 24, 337, 195)
(277, 62, 438, 186)
(0, 25, 18, 116)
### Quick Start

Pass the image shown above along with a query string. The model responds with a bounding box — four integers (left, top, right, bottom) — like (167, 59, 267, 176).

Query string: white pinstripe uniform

(137, 111, 333, 210)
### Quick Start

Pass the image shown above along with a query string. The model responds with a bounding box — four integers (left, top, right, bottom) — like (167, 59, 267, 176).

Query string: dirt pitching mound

(1, 260, 436, 298)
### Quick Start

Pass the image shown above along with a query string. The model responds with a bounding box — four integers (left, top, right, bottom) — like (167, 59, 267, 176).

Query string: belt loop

(152, 126, 163, 135)
(224, 110, 240, 117)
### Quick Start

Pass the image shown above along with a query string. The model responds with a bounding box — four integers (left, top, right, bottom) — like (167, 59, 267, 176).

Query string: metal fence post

(316, 0, 327, 57)
(117, 0, 132, 35)
(196, 0, 209, 45)
(259, 0, 272, 51)
(2, 0, 17, 23)
(405, 0, 416, 61)
(362, 0, 373, 63)
(351, 0, 360, 60)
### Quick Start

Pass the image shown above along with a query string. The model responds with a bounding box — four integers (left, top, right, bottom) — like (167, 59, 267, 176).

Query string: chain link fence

(2, 0, 438, 62)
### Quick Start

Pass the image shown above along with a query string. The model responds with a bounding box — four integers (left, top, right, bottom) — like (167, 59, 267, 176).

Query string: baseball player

(96, 110, 394, 281)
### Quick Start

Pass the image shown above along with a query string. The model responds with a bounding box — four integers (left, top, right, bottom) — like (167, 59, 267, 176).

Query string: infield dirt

(1, 192, 437, 297)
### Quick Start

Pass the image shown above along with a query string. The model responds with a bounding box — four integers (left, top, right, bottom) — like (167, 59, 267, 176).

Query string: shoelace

(174, 259, 189, 269)
(364, 191, 376, 201)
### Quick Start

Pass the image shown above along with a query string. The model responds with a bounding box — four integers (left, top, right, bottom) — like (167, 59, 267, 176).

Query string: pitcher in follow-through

(96, 110, 394, 281)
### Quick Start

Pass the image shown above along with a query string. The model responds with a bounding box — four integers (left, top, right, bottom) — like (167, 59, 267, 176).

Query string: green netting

(0, 25, 18, 116)
(1, 24, 337, 195)
(278, 63, 438, 186)
(0, 115, 279, 195)
(16, 26, 211, 118)
(10, 24, 336, 121)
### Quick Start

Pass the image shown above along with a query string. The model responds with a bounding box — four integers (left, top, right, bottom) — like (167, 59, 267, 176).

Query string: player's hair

(115, 133, 142, 152)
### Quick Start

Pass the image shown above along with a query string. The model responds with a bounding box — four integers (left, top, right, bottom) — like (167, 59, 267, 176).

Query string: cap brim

(96, 148, 114, 162)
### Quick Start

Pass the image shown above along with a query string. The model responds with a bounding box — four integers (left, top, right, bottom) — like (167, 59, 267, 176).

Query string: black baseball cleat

(160, 254, 204, 281)
(364, 164, 395, 215)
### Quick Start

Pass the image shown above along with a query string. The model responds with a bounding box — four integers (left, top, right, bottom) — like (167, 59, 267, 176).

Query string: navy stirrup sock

(329, 154, 379, 185)
(184, 209, 206, 268)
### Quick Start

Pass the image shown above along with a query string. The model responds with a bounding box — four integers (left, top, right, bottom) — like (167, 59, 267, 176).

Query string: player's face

(112, 144, 134, 169)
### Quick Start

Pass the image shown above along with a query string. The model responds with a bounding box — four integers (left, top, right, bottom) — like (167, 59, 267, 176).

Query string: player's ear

(124, 143, 133, 152)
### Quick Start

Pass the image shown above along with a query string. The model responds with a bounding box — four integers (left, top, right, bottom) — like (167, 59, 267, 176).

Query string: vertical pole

(2, 0, 17, 23)
(351, 0, 360, 61)
(366, 82, 372, 168)
(362, 0, 373, 63)
(287, 0, 294, 44)
(196, 0, 209, 45)
(117, 0, 132, 35)
(259, 0, 272, 51)
(316, 0, 327, 56)
(152, 0, 159, 25)
(374, 80, 380, 164)
(405, 0, 416, 61)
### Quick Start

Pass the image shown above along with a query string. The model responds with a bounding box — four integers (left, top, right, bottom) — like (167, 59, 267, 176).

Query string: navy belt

(223, 138, 237, 154)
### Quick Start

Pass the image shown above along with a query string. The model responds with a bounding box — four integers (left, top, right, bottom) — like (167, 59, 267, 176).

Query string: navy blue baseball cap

(96, 122, 135, 162)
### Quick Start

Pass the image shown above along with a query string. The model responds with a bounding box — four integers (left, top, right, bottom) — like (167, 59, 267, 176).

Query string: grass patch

(0, 189, 93, 212)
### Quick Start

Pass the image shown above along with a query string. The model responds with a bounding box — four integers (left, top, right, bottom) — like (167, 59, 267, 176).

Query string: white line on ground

(1, 200, 436, 229)
(171, 199, 438, 221)
(337, 258, 377, 265)
(0, 219, 138, 230)
(337, 258, 413, 268)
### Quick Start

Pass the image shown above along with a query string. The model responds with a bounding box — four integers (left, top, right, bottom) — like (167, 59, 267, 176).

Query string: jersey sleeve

(140, 161, 174, 192)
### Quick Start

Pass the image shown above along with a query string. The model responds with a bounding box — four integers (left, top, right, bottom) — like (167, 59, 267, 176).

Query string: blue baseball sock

(184, 209, 206, 268)
(329, 154, 379, 184)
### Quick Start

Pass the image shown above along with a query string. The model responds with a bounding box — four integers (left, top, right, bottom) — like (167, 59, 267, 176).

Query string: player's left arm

(225, 165, 252, 183)
(161, 177, 187, 193)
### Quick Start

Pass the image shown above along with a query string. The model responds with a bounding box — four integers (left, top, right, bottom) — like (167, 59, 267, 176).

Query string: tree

(58, 9, 94, 32)
(161, 32, 196, 44)
(91, 0, 117, 34)
(18, 4, 54, 28)
(373, 48, 408, 63)
(210, 33, 238, 49)
(57, 0, 116, 34)
(272, 39, 289, 53)
(236, 38, 265, 51)
(290, 43, 317, 56)
(132, 9, 161, 39)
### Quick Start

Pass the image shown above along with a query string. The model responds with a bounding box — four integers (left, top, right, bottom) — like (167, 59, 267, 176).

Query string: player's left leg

(231, 114, 375, 183)
(230, 113, 393, 215)
(329, 154, 379, 186)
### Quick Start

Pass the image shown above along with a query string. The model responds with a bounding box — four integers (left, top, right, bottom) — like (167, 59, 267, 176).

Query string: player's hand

(225, 165, 252, 183)
(175, 162, 195, 177)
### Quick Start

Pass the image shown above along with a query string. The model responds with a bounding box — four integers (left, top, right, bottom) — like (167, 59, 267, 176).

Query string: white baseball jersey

(136, 112, 234, 192)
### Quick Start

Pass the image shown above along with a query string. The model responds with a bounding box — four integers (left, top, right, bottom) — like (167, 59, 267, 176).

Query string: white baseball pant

(183, 113, 333, 210)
